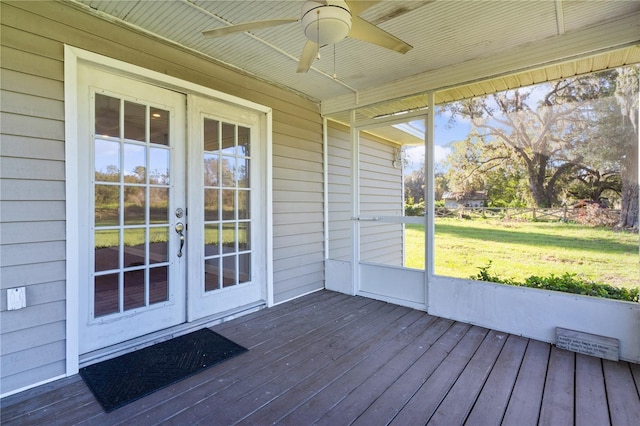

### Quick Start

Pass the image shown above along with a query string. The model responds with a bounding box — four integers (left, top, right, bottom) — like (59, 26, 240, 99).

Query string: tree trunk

(615, 65, 638, 229)
(619, 142, 639, 229)
(619, 182, 639, 228)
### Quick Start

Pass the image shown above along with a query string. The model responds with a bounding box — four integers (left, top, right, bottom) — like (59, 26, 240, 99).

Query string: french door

(78, 66, 186, 354)
(186, 95, 265, 321)
(77, 65, 265, 355)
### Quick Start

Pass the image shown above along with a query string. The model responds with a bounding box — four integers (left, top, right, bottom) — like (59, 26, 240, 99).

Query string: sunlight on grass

(405, 218, 639, 290)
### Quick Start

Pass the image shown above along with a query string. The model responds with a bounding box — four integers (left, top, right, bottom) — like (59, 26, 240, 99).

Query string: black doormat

(79, 328, 247, 412)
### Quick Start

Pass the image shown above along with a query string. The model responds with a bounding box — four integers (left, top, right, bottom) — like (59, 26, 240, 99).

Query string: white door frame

(64, 45, 273, 376)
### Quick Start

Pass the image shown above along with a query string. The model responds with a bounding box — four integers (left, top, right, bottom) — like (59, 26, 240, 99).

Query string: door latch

(175, 222, 185, 257)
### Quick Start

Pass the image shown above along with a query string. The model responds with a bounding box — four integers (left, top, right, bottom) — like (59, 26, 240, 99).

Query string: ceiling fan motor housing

(301, 0, 352, 45)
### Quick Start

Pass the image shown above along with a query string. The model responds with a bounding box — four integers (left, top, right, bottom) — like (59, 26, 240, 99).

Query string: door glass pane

(204, 118, 219, 151)
(238, 222, 250, 251)
(124, 228, 145, 267)
(204, 154, 219, 186)
(124, 269, 145, 311)
(149, 187, 168, 224)
(205, 189, 219, 221)
(124, 186, 145, 225)
(150, 148, 170, 184)
(95, 230, 119, 272)
(149, 266, 168, 304)
(93, 92, 173, 319)
(222, 255, 236, 287)
(204, 258, 220, 291)
(239, 253, 251, 283)
(95, 184, 119, 226)
(205, 224, 220, 256)
(221, 122, 235, 155)
(95, 139, 120, 181)
(238, 126, 250, 156)
(149, 227, 168, 264)
(221, 157, 235, 187)
(95, 94, 120, 138)
(222, 223, 236, 253)
(94, 273, 119, 317)
(124, 101, 146, 142)
(238, 190, 250, 220)
(222, 190, 235, 220)
(124, 143, 146, 183)
(150, 108, 169, 146)
(237, 158, 250, 188)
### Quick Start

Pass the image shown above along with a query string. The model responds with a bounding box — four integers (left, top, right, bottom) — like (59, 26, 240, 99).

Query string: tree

(404, 168, 425, 204)
(614, 66, 639, 228)
(442, 68, 635, 211)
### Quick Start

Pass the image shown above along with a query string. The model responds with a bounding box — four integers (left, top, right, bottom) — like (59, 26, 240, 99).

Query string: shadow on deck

(2, 290, 640, 425)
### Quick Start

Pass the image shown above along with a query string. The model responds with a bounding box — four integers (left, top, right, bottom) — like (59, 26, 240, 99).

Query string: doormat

(79, 328, 247, 412)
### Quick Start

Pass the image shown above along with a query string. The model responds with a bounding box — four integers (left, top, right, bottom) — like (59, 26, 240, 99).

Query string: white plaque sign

(555, 327, 619, 361)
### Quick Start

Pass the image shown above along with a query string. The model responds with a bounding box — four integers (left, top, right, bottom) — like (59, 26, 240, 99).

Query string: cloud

(404, 145, 452, 170)
(434, 145, 452, 163)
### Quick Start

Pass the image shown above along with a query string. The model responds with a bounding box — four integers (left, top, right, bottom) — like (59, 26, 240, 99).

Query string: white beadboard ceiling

(75, 0, 639, 123)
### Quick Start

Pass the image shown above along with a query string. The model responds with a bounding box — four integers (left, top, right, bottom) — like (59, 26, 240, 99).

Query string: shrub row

(472, 261, 639, 302)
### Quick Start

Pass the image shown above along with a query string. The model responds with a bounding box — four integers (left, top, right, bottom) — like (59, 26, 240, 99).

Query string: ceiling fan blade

(297, 40, 320, 73)
(345, 1, 381, 16)
(349, 16, 412, 54)
(202, 19, 298, 38)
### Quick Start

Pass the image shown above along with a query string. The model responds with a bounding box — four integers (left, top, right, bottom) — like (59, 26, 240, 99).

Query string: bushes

(471, 261, 639, 302)
(405, 200, 425, 216)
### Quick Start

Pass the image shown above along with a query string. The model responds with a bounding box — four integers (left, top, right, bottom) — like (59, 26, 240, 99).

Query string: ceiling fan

(202, 0, 412, 73)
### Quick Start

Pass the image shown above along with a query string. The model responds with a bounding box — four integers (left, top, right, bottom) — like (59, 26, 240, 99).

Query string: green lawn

(405, 218, 639, 289)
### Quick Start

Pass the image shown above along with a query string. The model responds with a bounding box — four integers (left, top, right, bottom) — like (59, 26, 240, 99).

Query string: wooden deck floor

(2, 290, 640, 425)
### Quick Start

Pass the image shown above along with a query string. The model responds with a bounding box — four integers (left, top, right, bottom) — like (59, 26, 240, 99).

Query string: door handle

(175, 222, 185, 257)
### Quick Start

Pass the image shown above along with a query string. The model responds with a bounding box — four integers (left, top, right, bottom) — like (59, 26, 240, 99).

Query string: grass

(405, 218, 639, 290)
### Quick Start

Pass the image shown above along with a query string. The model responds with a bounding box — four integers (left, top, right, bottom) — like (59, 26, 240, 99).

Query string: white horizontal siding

(0, 241, 66, 267)
(1, 68, 64, 100)
(0, 321, 65, 356)
(1, 6, 69, 395)
(0, 180, 65, 202)
(327, 123, 352, 262)
(359, 135, 403, 267)
(1, 221, 66, 245)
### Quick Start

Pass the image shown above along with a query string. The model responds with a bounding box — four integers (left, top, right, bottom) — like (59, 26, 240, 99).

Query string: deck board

(238, 309, 431, 425)
(464, 334, 528, 426)
(538, 346, 575, 425)
(502, 339, 550, 426)
(310, 317, 455, 426)
(351, 321, 472, 426)
(604, 359, 640, 425)
(387, 326, 489, 425)
(427, 330, 508, 425)
(116, 296, 383, 424)
(2, 290, 639, 426)
(194, 304, 410, 425)
(575, 353, 610, 426)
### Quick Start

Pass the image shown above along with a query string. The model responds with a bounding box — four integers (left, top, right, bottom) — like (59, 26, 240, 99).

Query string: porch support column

(425, 92, 436, 310)
(350, 110, 360, 296)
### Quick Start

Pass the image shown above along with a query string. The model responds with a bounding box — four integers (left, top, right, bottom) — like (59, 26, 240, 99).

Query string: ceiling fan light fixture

(301, 0, 352, 46)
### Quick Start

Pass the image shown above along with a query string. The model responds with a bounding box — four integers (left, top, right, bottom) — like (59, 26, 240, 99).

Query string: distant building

(442, 191, 488, 208)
